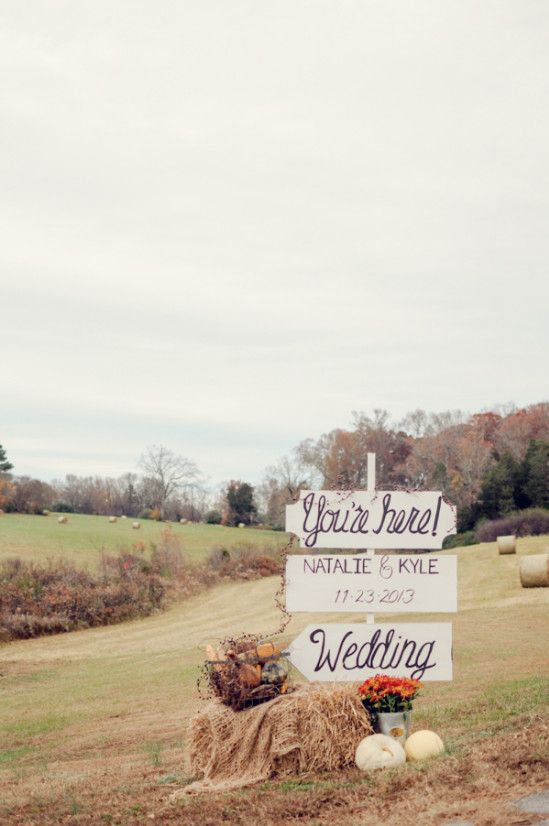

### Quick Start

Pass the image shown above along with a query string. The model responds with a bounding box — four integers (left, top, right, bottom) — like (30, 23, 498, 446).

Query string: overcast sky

(2, 0, 548, 488)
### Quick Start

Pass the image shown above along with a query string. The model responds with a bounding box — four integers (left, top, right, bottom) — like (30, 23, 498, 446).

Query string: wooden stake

(366, 452, 375, 624)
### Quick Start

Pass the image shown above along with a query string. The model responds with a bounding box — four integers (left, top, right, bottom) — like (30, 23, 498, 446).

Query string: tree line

(0, 445, 207, 523)
(1, 402, 548, 531)
(258, 403, 549, 531)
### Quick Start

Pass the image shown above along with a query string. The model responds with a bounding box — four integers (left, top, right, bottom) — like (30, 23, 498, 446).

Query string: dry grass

(0, 512, 288, 568)
(0, 536, 548, 824)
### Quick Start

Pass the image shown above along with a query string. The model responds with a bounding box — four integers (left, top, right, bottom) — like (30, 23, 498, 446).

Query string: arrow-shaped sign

(288, 623, 453, 682)
(286, 490, 456, 549)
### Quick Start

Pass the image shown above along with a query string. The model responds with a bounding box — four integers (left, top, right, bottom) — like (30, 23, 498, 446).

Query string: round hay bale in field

(519, 553, 549, 588)
(121, 515, 127, 519)
(180, 518, 187, 524)
(57, 516, 68, 524)
(497, 534, 516, 555)
(42, 509, 50, 516)
(108, 516, 117, 523)
(132, 521, 140, 529)
(238, 522, 245, 528)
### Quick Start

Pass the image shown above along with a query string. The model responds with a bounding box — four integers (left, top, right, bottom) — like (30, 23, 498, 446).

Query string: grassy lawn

(0, 536, 547, 823)
(0, 512, 288, 568)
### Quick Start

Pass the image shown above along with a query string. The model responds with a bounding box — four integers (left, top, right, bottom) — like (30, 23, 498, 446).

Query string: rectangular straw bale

(178, 684, 373, 795)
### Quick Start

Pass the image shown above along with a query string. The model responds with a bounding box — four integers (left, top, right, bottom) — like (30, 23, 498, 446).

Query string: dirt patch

(3, 715, 547, 825)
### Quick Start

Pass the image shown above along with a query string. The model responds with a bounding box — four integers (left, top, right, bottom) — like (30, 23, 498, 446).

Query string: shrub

(475, 508, 549, 543)
(205, 509, 222, 524)
(206, 543, 281, 581)
(51, 501, 73, 513)
(0, 533, 283, 641)
(442, 531, 477, 549)
(0, 555, 168, 640)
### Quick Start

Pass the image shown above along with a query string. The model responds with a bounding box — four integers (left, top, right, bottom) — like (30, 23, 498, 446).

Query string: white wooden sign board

(288, 623, 453, 682)
(285, 553, 457, 613)
(285, 490, 456, 549)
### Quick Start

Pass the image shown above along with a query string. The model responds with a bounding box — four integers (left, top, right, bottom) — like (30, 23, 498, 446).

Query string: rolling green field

(0, 535, 548, 824)
(0, 513, 289, 567)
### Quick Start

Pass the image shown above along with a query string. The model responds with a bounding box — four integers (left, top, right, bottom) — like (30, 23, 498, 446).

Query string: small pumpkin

(355, 734, 406, 771)
(238, 663, 262, 689)
(256, 642, 281, 663)
(404, 730, 444, 761)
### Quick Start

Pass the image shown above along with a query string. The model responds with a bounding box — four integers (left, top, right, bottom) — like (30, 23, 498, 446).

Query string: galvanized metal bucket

(372, 710, 411, 746)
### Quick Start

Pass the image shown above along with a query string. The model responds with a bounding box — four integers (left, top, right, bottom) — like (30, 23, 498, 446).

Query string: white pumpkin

(355, 734, 406, 771)
(405, 730, 444, 761)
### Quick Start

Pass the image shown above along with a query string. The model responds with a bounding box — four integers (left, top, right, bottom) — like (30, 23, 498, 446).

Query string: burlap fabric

(177, 684, 373, 795)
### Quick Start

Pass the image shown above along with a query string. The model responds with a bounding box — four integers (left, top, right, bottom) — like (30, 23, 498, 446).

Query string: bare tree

(139, 445, 200, 518)
(258, 452, 313, 529)
(399, 409, 429, 438)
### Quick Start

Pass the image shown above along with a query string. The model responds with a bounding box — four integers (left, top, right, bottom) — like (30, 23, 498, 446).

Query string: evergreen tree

(226, 481, 257, 526)
(0, 444, 13, 474)
(432, 462, 450, 495)
(479, 452, 522, 518)
(521, 440, 549, 508)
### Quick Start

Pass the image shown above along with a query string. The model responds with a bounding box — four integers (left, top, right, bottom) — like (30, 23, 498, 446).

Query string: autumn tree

(296, 410, 411, 490)
(9, 478, 54, 514)
(58, 475, 110, 514)
(469, 411, 502, 445)
(0, 479, 14, 510)
(405, 421, 493, 529)
(493, 403, 549, 459)
(297, 428, 366, 489)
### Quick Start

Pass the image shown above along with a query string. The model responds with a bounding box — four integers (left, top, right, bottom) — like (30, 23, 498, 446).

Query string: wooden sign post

(366, 451, 375, 624)
(285, 453, 458, 682)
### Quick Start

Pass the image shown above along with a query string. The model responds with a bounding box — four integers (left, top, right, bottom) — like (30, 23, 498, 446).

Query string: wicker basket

(206, 649, 290, 711)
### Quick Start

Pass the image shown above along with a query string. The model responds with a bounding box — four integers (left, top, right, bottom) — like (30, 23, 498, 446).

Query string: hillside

(0, 513, 288, 568)
(0, 536, 548, 824)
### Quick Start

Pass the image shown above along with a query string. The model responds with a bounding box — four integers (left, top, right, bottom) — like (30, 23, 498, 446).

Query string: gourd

(404, 730, 444, 761)
(261, 659, 289, 685)
(256, 642, 282, 663)
(238, 663, 262, 689)
(355, 734, 406, 771)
